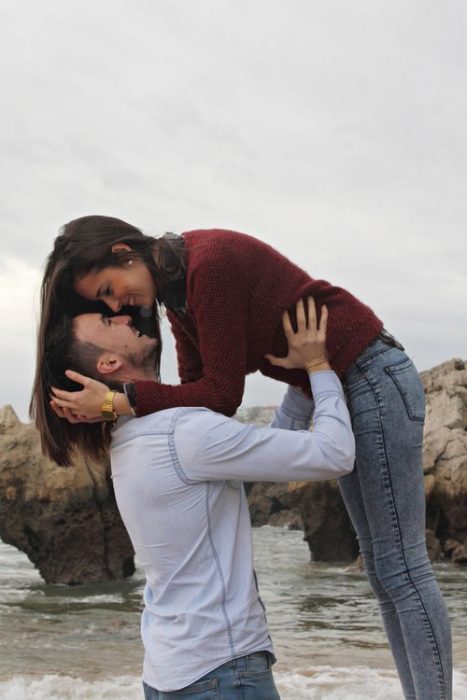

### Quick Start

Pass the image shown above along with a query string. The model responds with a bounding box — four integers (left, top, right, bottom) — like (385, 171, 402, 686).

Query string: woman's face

(74, 259, 157, 312)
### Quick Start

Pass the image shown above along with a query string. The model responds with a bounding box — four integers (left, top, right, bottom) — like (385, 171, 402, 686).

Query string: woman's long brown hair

(29, 215, 182, 466)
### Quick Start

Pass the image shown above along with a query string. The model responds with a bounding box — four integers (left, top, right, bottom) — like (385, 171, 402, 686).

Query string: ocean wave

(275, 666, 467, 699)
(0, 674, 140, 700)
(1, 668, 466, 700)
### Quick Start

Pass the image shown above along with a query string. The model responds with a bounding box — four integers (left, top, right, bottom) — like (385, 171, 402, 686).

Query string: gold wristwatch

(101, 390, 118, 421)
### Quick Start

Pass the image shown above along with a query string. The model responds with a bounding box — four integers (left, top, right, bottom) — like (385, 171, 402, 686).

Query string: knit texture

(134, 229, 383, 416)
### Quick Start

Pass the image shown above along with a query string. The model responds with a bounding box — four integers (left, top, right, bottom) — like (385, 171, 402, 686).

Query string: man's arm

(270, 385, 314, 431)
(174, 367, 354, 484)
(174, 296, 354, 483)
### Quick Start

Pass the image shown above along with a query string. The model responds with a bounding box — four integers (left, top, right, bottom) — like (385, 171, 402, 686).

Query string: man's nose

(111, 315, 132, 325)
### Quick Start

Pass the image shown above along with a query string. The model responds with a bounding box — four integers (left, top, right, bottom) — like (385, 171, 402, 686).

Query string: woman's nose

(104, 298, 122, 313)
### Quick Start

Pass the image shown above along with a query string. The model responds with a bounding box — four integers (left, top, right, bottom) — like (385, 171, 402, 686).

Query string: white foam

(0, 667, 466, 699)
(275, 666, 467, 699)
(0, 675, 141, 700)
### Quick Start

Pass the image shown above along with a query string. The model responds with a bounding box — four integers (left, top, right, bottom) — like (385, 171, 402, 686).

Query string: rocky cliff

(421, 359, 467, 563)
(0, 405, 134, 584)
(239, 358, 467, 564)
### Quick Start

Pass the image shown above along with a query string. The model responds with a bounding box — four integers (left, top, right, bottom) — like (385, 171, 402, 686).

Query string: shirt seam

(167, 408, 200, 485)
(205, 483, 236, 658)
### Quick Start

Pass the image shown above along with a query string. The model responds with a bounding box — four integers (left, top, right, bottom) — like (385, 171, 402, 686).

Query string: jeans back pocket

(384, 359, 425, 422)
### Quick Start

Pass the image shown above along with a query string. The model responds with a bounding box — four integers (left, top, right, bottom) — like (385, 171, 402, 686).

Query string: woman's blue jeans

(340, 338, 452, 699)
(142, 651, 280, 699)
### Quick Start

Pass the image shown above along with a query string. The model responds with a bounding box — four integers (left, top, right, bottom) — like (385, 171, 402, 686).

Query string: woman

(31, 215, 452, 699)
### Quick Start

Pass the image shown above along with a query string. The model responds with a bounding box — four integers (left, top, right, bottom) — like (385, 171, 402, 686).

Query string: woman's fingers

(51, 374, 109, 421)
(62, 406, 82, 424)
(50, 398, 102, 424)
(50, 400, 66, 418)
(51, 387, 74, 401)
(64, 369, 90, 386)
(51, 391, 77, 411)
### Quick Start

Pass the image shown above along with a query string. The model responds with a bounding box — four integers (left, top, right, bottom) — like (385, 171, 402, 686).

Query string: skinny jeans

(340, 338, 452, 699)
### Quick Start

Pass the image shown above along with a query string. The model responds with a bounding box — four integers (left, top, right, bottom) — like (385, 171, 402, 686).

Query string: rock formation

(0, 405, 134, 584)
(1, 357, 465, 584)
(421, 358, 467, 564)
(240, 358, 467, 564)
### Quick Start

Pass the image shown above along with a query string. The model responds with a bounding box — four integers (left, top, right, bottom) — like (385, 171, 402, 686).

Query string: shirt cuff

(309, 370, 345, 398)
(273, 386, 315, 429)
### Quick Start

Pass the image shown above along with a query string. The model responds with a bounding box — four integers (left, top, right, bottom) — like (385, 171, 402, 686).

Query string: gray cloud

(1, 0, 466, 419)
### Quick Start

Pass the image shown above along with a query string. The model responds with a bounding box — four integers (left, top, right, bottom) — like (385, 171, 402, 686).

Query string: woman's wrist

(113, 392, 135, 416)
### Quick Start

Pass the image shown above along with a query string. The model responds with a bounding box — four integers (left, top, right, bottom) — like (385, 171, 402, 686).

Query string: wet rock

(426, 529, 442, 561)
(299, 480, 358, 561)
(243, 357, 467, 564)
(0, 406, 134, 584)
(451, 542, 467, 565)
(421, 359, 467, 563)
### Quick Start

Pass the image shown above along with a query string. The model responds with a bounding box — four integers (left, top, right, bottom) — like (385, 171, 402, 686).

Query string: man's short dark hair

(29, 314, 113, 467)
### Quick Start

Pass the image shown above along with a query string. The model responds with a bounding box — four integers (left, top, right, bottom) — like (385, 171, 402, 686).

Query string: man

(52, 299, 355, 699)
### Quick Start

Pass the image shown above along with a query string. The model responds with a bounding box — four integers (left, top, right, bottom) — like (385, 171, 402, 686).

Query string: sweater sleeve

(134, 252, 250, 416)
(166, 311, 204, 384)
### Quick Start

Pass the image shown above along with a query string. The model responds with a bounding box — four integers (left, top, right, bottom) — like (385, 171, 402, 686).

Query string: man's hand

(265, 296, 330, 374)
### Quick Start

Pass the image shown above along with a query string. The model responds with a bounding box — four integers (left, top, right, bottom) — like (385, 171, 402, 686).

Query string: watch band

(101, 389, 118, 421)
(123, 382, 137, 416)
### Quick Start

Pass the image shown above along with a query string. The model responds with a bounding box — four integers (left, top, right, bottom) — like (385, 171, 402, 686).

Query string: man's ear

(96, 352, 124, 376)
(111, 242, 132, 254)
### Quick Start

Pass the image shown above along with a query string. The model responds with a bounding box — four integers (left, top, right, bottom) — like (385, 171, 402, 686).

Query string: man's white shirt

(110, 371, 354, 692)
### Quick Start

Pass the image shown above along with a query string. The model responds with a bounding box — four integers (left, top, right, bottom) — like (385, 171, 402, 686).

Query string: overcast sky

(1, 0, 466, 422)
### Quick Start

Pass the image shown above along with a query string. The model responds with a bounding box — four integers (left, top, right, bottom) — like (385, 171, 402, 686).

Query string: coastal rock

(298, 481, 358, 561)
(243, 358, 467, 564)
(0, 406, 134, 584)
(425, 529, 442, 561)
(245, 481, 304, 529)
(2, 356, 466, 579)
(421, 359, 467, 561)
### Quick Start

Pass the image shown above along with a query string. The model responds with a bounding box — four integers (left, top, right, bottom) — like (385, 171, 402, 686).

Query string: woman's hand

(50, 370, 110, 423)
(265, 296, 329, 374)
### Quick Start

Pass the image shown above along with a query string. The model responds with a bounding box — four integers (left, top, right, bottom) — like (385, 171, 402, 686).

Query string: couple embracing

(31, 217, 451, 700)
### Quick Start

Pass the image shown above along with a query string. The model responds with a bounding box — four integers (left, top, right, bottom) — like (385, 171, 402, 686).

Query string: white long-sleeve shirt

(110, 371, 354, 691)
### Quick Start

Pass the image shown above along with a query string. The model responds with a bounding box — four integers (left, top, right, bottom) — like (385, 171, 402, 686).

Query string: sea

(0, 526, 466, 699)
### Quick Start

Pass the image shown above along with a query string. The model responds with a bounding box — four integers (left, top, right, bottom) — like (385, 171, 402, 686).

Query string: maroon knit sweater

(134, 229, 383, 417)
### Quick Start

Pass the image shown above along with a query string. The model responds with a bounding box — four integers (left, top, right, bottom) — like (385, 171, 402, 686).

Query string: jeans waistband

(377, 329, 405, 351)
(226, 650, 274, 671)
(344, 330, 406, 380)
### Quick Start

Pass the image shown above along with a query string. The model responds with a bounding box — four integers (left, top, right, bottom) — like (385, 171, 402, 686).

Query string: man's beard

(126, 342, 160, 379)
